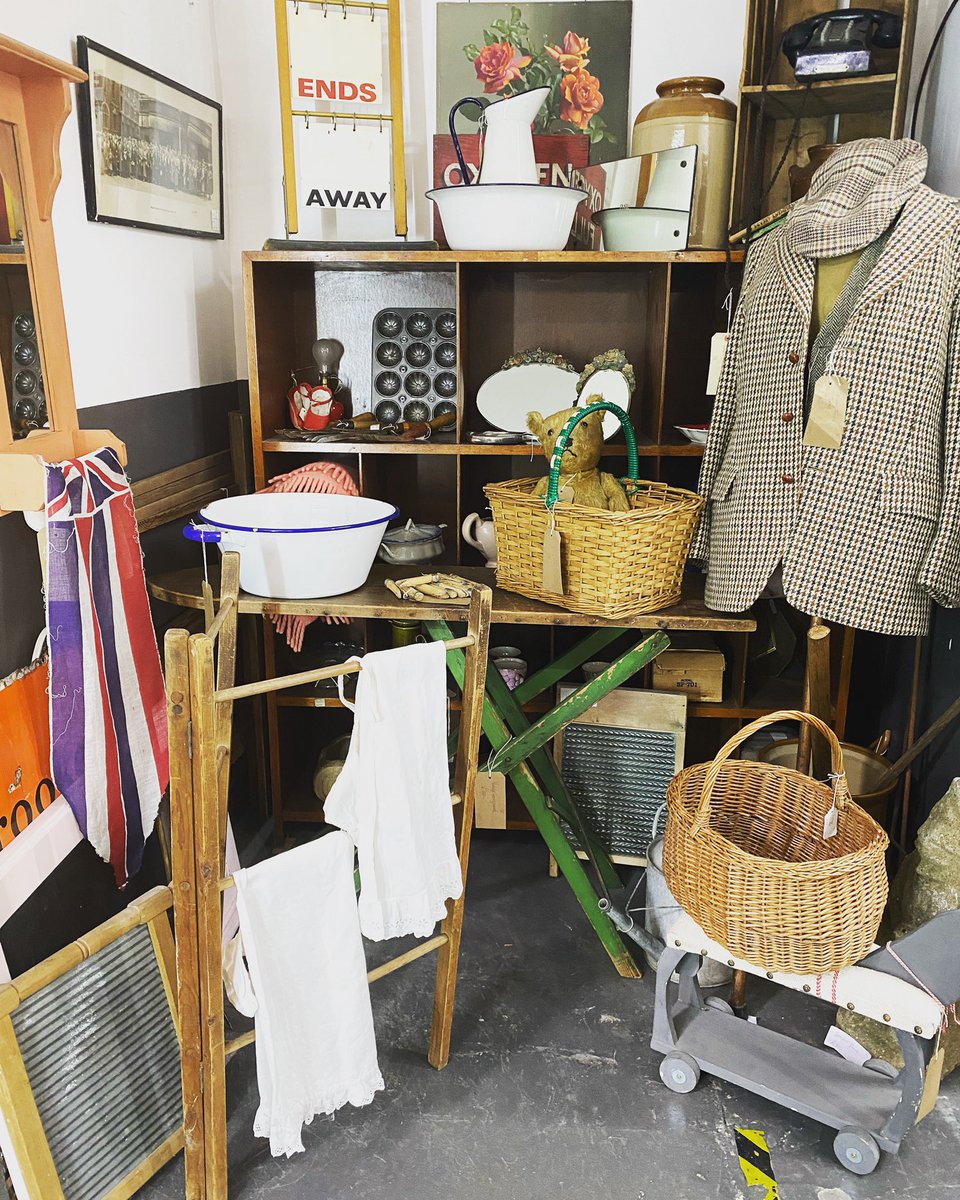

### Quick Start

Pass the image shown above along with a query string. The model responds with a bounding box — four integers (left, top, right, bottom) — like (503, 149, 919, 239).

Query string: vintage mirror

(572, 145, 698, 252)
(0, 123, 49, 440)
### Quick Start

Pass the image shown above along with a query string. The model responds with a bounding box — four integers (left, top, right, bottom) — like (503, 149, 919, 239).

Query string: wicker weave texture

(662, 711, 889, 974)
(485, 478, 703, 618)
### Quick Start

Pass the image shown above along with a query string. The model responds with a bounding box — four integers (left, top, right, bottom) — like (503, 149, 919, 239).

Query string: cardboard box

(652, 643, 725, 703)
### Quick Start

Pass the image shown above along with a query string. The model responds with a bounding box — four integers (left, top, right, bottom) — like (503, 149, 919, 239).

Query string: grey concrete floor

(140, 833, 960, 1199)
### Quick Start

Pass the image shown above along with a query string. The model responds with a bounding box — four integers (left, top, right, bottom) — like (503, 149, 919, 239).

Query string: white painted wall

(7, 1, 954, 399)
(910, 0, 960, 194)
(215, 0, 748, 369)
(0, 0, 236, 406)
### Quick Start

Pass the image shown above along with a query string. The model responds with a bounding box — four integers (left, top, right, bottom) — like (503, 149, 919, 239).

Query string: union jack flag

(45, 447, 169, 886)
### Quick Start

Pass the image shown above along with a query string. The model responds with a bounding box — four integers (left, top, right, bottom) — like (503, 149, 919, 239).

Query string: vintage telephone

(782, 8, 903, 80)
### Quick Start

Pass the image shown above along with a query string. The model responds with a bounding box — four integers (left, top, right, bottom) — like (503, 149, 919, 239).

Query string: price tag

(542, 516, 563, 594)
(823, 771, 844, 839)
(706, 332, 729, 396)
(803, 375, 848, 448)
(918, 1033, 944, 1122)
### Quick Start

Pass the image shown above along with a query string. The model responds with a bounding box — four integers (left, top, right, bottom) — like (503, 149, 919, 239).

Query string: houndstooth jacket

(692, 139, 960, 636)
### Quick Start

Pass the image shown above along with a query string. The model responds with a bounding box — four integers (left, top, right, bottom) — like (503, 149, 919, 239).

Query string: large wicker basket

(485, 403, 703, 618)
(662, 711, 889, 974)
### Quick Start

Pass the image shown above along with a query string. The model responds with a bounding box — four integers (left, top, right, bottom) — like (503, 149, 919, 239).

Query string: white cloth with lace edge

(324, 640, 463, 941)
(230, 831, 383, 1157)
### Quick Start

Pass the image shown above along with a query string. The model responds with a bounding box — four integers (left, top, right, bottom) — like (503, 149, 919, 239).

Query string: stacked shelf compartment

(243, 248, 849, 830)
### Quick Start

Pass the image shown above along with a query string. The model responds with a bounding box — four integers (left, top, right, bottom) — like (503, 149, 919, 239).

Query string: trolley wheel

(659, 1052, 700, 1094)
(705, 996, 735, 1017)
(864, 1057, 899, 1079)
(834, 1127, 881, 1175)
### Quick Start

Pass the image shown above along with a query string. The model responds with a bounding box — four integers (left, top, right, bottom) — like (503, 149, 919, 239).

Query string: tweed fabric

(693, 139, 960, 636)
(805, 227, 892, 412)
(786, 138, 926, 258)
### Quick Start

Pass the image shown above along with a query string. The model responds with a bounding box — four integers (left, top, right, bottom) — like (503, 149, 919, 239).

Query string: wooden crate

(730, 0, 917, 227)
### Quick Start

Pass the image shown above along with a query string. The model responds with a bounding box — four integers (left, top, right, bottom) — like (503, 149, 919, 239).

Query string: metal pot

(377, 519, 446, 565)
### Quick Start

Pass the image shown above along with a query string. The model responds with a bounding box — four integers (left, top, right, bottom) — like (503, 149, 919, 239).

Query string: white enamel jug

(449, 87, 549, 185)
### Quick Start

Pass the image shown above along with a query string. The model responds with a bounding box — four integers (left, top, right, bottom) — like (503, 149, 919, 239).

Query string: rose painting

(437, 2, 632, 163)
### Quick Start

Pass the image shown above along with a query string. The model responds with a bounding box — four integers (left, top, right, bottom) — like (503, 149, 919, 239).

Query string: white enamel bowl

(187, 493, 397, 599)
(593, 206, 689, 251)
(427, 183, 587, 251)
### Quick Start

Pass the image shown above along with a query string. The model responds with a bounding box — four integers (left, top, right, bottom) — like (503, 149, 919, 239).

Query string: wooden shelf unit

(731, 0, 916, 227)
(245, 247, 865, 829)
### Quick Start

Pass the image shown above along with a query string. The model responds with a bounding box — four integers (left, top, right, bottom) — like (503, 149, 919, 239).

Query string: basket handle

(690, 709, 850, 839)
(545, 402, 638, 509)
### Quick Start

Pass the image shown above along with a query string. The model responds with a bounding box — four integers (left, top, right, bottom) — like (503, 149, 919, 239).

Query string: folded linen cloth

(231, 831, 383, 1156)
(324, 641, 463, 941)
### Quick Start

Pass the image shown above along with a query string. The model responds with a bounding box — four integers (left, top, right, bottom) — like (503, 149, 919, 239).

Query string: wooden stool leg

(428, 586, 491, 1069)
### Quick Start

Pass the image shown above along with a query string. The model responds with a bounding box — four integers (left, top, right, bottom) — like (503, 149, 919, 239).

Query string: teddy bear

(526, 401, 630, 512)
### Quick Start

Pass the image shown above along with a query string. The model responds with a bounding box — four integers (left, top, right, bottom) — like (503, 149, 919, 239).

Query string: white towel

(324, 641, 463, 941)
(231, 831, 384, 1157)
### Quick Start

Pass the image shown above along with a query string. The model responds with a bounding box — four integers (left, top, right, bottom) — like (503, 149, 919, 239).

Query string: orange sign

(0, 661, 58, 849)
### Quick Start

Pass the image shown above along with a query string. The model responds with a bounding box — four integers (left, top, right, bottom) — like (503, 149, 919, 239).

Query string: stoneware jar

(632, 77, 736, 250)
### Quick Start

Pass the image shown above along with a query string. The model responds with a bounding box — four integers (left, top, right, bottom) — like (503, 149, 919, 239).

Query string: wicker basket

(662, 711, 889, 974)
(485, 403, 703, 618)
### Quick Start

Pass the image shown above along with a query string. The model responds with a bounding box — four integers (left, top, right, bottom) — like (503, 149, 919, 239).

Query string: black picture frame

(75, 36, 224, 239)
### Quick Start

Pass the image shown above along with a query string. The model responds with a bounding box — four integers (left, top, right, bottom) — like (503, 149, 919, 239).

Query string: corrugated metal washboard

(11, 923, 181, 1200)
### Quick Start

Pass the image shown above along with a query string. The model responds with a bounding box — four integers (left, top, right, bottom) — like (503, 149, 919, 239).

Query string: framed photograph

(75, 37, 223, 239)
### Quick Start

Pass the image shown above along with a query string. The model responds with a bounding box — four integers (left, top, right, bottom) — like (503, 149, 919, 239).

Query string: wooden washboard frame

(0, 886, 182, 1200)
(166, 553, 492, 1198)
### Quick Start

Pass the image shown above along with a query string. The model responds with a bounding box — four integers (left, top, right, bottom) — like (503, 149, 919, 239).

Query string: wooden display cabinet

(0, 35, 123, 513)
(731, 0, 917, 228)
(242, 248, 851, 829)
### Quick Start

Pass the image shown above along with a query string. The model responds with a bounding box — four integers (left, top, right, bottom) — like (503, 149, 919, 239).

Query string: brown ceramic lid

(635, 76, 736, 124)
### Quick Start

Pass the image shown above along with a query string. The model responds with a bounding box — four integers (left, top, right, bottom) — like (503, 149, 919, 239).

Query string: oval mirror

(576, 352, 635, 440)
(476, 352, 579, 433)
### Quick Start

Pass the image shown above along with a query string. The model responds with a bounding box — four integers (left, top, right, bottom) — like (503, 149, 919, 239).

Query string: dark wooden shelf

(741, 74, 898, 120)
(277, 685, 552, 712)
(689, 675, 802, 720)
(261, 437, 704, 458)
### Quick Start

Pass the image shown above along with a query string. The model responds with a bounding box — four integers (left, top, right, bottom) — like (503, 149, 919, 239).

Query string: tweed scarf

(805, 226, 894, 412)
(785, 138, 927, 260)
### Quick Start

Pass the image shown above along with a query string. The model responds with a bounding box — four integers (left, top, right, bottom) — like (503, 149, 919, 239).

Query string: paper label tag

(542, 522, 563, 594)
(803, 375, 848, 448)
(823, 804, 838, 839)
(706, 332, 729, 396)
(918, 1034, 944, 1122)
(824, 1025, 870, 1065)
(559, 484, 574, 503)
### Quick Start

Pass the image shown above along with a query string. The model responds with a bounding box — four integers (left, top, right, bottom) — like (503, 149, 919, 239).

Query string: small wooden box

(652, 643, 725, 703)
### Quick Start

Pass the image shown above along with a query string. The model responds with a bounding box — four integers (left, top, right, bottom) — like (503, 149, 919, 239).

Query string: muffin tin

(9, 310, 46, 439)
(371, 307, 458, 425)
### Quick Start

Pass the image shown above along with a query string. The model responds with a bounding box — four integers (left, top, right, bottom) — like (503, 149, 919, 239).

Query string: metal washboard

(556, 687, 686, 862)
(0, 886, 183, 1200)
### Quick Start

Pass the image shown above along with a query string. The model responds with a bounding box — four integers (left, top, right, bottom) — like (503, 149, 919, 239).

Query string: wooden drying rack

(166, 553, 492, 1199)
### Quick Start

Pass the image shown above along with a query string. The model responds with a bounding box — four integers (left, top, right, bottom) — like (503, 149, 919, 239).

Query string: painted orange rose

(560, 67, 604, 130)
(546, 31, 591, 72)
(474, 41, 532, 94)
